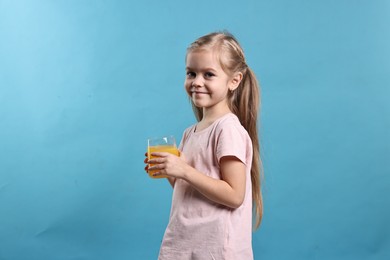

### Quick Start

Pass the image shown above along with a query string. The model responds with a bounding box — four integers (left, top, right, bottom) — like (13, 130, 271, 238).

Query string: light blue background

(1, 0, 389, 259)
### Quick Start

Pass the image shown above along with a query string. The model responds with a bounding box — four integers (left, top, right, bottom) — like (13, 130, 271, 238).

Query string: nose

(191, 76, 203, 88)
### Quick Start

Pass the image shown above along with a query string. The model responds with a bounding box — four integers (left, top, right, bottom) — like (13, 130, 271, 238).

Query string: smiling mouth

(191, 91, 209, 95)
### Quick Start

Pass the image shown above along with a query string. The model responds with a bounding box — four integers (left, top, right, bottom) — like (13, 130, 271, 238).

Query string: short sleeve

(215, 122, 251, 166)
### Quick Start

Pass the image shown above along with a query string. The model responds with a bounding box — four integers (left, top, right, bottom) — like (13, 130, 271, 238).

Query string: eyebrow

(185, 67, 217, 72)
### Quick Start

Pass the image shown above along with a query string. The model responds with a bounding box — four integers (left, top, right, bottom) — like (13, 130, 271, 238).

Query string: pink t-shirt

(159, 113, 254, 260)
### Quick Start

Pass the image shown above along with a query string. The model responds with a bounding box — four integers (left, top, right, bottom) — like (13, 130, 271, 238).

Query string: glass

(147, 136, 179, 178)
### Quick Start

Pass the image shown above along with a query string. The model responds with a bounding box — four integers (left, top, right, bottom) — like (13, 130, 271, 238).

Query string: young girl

(145, 31, 263, 260)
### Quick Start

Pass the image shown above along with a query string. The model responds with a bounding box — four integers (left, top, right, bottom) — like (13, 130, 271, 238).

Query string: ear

(229, 72, 243, 91)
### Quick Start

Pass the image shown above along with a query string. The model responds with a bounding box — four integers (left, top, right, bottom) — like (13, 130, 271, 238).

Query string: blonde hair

(187, 31, 263, 229)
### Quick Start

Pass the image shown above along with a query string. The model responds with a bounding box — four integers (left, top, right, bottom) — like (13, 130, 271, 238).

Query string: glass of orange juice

(147, 136, 179, 178)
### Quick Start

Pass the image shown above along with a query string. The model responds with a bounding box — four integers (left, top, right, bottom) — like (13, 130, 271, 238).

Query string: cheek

(184, 81, 192, 96)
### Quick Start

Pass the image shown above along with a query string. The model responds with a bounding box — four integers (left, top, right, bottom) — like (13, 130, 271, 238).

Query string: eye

(186, 71, 196, 78)
(204, 72, 215, 78)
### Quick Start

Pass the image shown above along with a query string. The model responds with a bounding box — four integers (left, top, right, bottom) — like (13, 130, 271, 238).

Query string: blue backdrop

(1, 0, 389, 259)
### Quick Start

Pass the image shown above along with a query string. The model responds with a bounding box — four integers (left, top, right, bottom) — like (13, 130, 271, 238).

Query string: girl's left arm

(149, 153, 246, 209)
(184, 156, 246, 209)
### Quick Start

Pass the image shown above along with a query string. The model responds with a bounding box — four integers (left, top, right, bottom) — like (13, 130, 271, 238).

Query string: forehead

(186, 50, 223, 70)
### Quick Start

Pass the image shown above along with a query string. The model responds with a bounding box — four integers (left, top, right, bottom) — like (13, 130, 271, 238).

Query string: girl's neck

(196, 107, 232, 132)
(202, 101, 232, 120)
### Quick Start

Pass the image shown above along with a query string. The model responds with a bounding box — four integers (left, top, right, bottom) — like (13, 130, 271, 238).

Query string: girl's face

(185, 50, 239, 115)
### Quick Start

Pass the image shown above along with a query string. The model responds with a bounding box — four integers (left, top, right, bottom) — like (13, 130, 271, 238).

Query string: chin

(192, 101, 206, 108)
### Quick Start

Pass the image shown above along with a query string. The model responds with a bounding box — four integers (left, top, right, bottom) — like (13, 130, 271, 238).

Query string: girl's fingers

(143, 151, 173, 175)
(152, 170, 165, 177)
(150, 152, 170, 157)
(148, 157, 167, 164)
(148, 164, 164, 171)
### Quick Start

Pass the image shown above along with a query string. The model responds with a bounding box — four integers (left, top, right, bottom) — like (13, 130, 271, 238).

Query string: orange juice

(148, 145, 179, 178)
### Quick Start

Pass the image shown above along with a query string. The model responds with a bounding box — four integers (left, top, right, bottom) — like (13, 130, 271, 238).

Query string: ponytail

(229, 67, 263, 229)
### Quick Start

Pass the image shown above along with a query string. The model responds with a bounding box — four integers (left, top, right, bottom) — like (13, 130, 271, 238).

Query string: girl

(145, 31, 263, 260)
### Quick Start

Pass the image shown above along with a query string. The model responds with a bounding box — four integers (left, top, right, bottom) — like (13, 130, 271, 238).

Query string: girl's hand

(147, 152, 188, 179)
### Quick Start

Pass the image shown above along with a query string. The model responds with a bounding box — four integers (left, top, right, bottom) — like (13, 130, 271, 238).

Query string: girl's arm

(184, 156, 246, 208)
(149, 153, 246, 209)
